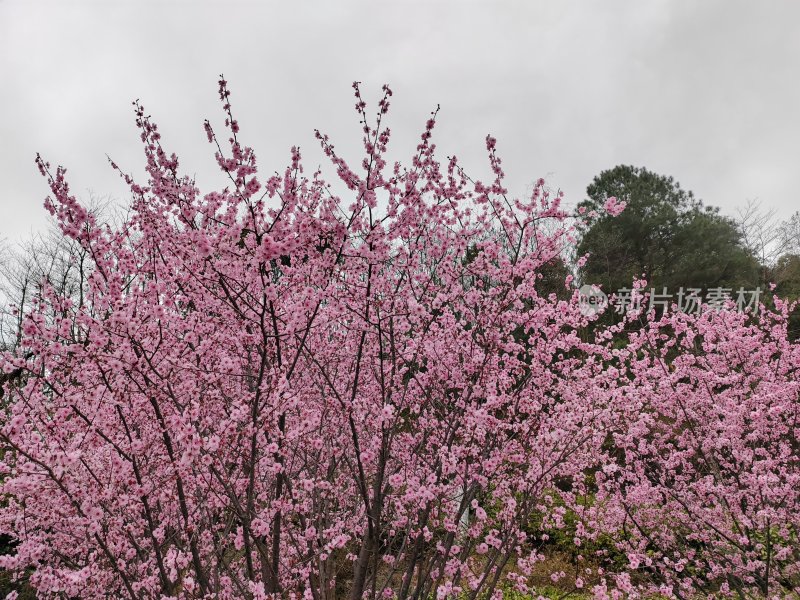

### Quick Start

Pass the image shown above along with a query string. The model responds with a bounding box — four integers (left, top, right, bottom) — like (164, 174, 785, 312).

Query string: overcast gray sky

(1, 1, 798, 243)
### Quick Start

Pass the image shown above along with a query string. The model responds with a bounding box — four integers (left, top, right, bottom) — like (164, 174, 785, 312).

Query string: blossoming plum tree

(577, 292, 800, 598)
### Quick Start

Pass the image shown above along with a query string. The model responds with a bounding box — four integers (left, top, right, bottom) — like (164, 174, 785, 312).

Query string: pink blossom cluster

(602, 196, 626, 217)
(0, 80, 798, 599)
(575, 300, 800, 598)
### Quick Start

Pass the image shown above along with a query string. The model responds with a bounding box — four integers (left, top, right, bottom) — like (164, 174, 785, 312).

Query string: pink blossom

(602, 195, 626, 216)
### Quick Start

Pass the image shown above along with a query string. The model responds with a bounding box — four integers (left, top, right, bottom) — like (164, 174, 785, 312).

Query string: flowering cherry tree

(0, 80, 617, 599)
(580, 293, 800, 598)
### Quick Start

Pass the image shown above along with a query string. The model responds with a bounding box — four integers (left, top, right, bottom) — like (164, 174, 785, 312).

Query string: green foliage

(773, 254, 800, 297)
(0, 535, 34, 599)
(424, 581, 590, 599)
(772, 253, 800, 340)
(525, 491, 628, 580)
(535, 257, 572, 301)
(577, 165, 760, 295)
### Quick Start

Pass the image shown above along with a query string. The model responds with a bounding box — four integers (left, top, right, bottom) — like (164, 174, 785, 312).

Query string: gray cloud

(1, 0, 798, 243)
